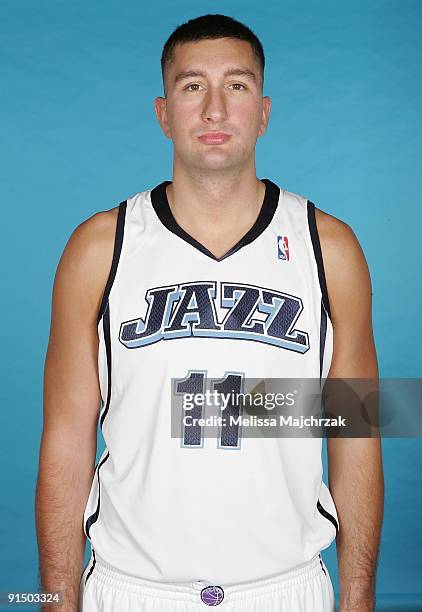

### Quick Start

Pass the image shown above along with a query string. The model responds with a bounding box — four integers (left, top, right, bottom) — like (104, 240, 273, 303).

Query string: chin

(196, 158, 241, 173)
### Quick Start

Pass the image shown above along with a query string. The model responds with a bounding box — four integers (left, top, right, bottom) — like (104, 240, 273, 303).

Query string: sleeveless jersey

(82, 178, 339, 584)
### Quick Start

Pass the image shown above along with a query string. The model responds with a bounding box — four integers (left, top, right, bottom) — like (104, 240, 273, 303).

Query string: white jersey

(82, 178, 339, 585)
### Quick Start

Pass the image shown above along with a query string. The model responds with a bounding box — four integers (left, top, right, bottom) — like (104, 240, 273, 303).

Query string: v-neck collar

(149, 178, 281, 262)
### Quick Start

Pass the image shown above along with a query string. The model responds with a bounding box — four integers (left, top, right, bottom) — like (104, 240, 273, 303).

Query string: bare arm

(35, 208, 117, 611)
(317, 211, 384, 612)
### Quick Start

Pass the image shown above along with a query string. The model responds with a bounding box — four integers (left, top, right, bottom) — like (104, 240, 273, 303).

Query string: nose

(200, 86, 228, 124)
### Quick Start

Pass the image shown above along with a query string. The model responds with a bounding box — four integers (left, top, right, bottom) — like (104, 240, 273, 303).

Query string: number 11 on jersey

(175, 370, 245, 449)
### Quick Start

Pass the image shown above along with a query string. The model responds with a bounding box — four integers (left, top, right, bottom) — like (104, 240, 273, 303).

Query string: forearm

(328, 437, 384, 611)
(35, 432, 94, 611)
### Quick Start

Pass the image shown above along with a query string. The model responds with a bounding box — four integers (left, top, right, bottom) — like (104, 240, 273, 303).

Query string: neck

(166, 162, 265, 231)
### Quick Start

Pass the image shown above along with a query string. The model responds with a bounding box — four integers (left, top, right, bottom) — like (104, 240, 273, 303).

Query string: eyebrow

(174, 67, 258, 85)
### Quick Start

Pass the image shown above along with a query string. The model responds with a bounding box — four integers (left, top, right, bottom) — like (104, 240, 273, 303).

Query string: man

(36, 13, 384, 612)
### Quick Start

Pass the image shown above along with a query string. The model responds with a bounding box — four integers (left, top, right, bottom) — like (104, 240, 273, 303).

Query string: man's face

(155, 37, 271, 173)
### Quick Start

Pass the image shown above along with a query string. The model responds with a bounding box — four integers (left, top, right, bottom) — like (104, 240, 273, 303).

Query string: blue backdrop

(1, 1, 421, 610)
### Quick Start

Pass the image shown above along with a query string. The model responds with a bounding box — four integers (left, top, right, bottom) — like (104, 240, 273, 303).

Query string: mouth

(197, 132, 232, 145)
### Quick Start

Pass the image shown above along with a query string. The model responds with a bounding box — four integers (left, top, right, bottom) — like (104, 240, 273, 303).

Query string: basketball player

(35, 14, 384, 612)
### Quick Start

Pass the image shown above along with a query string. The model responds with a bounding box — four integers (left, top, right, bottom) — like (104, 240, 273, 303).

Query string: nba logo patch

(277, 235, 290, 260)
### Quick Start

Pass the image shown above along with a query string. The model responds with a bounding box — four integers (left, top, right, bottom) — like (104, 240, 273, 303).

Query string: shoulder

(313, 206, 372, 324)
(53, 206, 120, 320)
(314, 206, 357, 256)
(67, 206, 119, 259)
(314, 206, 367, 272)
(60, 206, 119, 277)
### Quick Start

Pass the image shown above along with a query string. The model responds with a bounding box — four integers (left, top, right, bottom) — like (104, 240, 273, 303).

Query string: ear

(154, 96, 172, 138)
(258, 96, 271, 137)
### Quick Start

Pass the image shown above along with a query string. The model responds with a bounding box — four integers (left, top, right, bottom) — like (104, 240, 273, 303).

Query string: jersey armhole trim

(317, 498, 339, 534)
(307, 200, 331, 321)
(97, 200, 127, 325)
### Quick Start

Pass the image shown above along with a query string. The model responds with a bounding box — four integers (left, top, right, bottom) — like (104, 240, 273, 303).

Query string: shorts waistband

(86, 551, 326, 604)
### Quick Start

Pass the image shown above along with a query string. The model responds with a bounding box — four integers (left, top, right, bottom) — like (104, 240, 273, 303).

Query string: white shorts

(78, 550, 335, 611)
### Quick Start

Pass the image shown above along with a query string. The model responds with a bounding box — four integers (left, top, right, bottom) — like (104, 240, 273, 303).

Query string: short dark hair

(161, 14, 265, 96)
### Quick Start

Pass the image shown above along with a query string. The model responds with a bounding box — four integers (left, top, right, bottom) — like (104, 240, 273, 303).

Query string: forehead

(169, 37, 259, 75)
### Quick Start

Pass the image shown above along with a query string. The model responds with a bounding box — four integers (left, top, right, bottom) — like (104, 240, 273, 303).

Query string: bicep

(318, 212, 382, 485)
(319, 214, 378, 379)
(42, 213, 115, 459)
(43, 284, 100, 445)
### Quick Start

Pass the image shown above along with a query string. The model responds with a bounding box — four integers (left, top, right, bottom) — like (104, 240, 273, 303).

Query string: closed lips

(198, 132, 231, 143)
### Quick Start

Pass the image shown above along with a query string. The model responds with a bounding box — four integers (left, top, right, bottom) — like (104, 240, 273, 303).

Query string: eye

(184, 83, 203, 92)
(229, 83, 247, 90)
